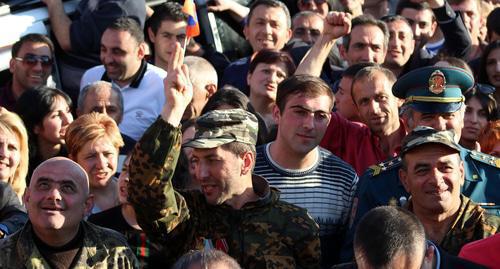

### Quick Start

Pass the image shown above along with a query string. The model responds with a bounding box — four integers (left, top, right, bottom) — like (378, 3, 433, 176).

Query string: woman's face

(247, 62, 289, 101)
(74, 137, 118, 190)
(0, 128, 21, 181)
(486, 47, 500, 88)
(462, 96, 489, 142)
(35, 95, 73, 146)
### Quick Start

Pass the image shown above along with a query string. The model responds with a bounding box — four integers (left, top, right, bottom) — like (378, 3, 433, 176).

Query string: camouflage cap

(401, 126, 461, 155)
(183, 109, 259, 149)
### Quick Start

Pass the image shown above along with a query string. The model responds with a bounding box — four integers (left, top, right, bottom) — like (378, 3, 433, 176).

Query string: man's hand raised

(322, 12, 352, 42)
(161, 42, 193, 126)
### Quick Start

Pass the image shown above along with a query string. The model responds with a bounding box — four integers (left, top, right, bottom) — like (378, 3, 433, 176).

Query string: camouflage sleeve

(294, 210, 321, 269)
(107, 245, 140, 269)
(128, 117, 190, 241)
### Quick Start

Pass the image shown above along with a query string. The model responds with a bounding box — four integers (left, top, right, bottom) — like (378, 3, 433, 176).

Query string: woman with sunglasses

(16, 87, 73, 181)
(478, 40, 500, 107)
(459, 85, 498, 151)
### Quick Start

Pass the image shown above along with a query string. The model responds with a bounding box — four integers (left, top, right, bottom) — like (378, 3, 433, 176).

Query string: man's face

(244, 5, 292, 52)
(247, 62, 289, 101)
(190, 146, 247, 205)
(400, 8, 436, 47)
(399, 144, 464, 215)
(274, 93, 332, 155)
(148, 20, 187, 67)
(335, 76, 360, 121)
(73, 137, 118, 190)
(386, 20, 415, 68)
(352, 73, 399, 134)
(343, 25, 387, 65)
(24, 160, 93, 232)
(409, 108, 465, 140)
(100, 29, 144, 87)
(297, 0, 329, 18)
(9, 41, 52, 92)
(80, 88, 122, 123)
(292, 15, 324, 45)
(451, 0, 481, 42)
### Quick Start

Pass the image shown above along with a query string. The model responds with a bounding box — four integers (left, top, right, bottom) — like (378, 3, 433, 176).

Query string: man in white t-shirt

(81, 17, 166, 141)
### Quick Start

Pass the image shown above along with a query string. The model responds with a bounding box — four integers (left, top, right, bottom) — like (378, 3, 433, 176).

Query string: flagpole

(183, 36, 190, 58)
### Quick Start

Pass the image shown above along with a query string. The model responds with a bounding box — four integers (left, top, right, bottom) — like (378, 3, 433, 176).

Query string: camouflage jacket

(0, 221, 138, 268)
(128, 118, 321, 268)
(408, 195, 500, 255)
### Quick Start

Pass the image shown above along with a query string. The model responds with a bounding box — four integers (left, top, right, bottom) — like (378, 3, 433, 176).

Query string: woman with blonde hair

(65, 112, 124, 214)
(0, 107, 29, 198)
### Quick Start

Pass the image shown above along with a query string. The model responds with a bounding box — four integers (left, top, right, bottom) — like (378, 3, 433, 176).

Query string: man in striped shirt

(254, 75, 358, 268)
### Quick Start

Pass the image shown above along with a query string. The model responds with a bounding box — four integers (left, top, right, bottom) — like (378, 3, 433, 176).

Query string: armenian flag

(182, 0, 200, 38)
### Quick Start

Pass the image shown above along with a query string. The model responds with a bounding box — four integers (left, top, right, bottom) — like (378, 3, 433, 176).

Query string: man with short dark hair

(0, 157, 138, 267)
(128, 43, 320, 268)
(80, 17, 166, 142)
(486, 7, 500, 43)
(254, 75, 358, 267)
(221, 0, 292, 90)
(399, 127, 499, 255)
(1, 34, 54, 111)
(340, 206, 488, 269)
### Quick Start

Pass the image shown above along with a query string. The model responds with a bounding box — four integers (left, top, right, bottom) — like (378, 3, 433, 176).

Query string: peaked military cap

(401, 126, 461, 155)
(183, 109, 259, 149)
(393, 66, 474, 113)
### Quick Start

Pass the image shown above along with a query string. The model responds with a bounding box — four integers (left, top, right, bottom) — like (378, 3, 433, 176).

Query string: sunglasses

(15, 54, 53, 68)
(475, 83, 495, 94)
(301, 0, 327, 5)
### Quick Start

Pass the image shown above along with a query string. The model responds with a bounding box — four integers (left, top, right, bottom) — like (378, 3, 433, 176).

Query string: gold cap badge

(428, 70, 446, 94)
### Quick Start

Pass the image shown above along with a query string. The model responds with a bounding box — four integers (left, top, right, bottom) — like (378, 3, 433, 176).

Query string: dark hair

(147, 2, 188, 34)
(11, 33, 54, 58)
(396, 0, 432, 15)
(201, 86, 272, 145)
(172, 249, 241, 269)
(354, 206, 426, 268)
(107, 17, 144, 44)
(381, 14, 412, 29)
(15, 86, 72, 160)
(464, 86, 498, 121)
(276, 75, 334, 113)
(343, 15, 389, 51)
(478, 41, 500, 85)
(487, 7, 500, 40)
(342, 62, 378, 78)
(247, 0, 291, 28)
(248, 49, 296, 76)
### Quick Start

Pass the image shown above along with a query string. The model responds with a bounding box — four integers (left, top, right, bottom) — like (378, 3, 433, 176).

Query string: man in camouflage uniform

(128, 43, 320, 268)
(340, 65, 500, 262)
(399, 127, 499, 255)
(0, 157, 138, 268)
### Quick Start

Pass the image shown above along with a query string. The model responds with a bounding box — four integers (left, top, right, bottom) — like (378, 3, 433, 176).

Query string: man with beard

(80, 17, 166, 142)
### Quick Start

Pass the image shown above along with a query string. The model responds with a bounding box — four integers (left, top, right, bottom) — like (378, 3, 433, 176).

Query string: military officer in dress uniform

(340, 65, 500, 262)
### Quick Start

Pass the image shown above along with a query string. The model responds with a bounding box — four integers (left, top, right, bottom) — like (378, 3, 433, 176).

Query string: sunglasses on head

(475, 83, 495, 94)
(15, 54, 53, 68)
(301, 0, 327, 5)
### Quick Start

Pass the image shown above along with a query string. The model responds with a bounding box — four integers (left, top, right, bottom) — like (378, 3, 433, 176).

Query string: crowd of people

(0, 0, 499, 268)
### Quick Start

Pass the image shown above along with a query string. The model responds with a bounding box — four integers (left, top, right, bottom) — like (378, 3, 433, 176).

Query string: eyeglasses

(301, 0, 327, 5)
(14, 54, 53, 68)
(475, 83, 495, 94)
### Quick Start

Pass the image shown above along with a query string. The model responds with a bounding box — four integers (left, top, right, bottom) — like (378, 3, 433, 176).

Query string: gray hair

(78, 81, 124, 118)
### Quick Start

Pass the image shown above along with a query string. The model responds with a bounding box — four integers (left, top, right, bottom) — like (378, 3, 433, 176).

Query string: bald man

(0, 157, 138, 268)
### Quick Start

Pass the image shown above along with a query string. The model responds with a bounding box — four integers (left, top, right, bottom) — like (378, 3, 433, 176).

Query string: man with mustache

(0, 157, 138, 268)
(80, 17, 166, 142)
(128, 43, 320, 268)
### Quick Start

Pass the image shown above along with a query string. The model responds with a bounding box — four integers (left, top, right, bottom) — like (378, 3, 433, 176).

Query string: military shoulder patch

(469, 151, 500, 168)
(368, 157, 402, 177)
